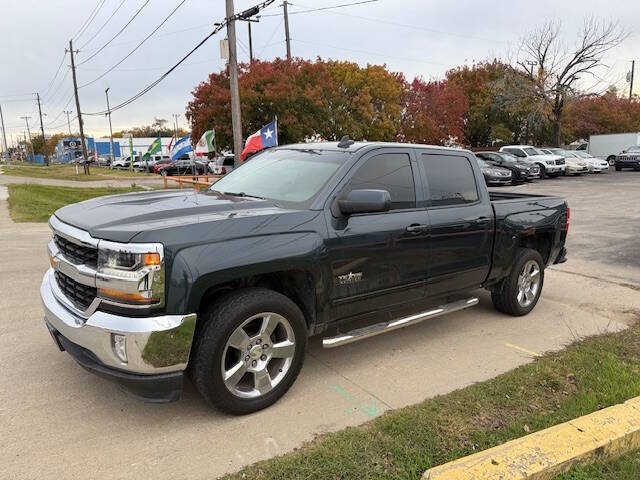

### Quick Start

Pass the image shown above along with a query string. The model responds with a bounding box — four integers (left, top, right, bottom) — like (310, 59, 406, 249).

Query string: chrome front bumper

(41, 268, 196, 375)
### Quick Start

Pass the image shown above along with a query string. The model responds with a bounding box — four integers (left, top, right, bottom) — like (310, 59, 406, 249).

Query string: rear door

(326, 148, 429, 320)
(418, 152, 494, 297)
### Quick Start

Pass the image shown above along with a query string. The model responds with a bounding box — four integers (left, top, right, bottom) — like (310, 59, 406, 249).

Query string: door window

(345, 153, 415, 210)
(421, 154, 479, 207)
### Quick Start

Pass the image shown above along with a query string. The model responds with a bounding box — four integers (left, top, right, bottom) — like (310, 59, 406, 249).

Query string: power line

(257, 18, 283, 57)
(73, 0, 106, 42)
(79, 0, 188, 88)
(83, 0, 277, 116)
(261, 0, 378, 16)
(77, 0, 151, 66)
(42, 68, 71, 105)
(78, 0, 127, 50)
(41, 53, 68, 99)
(45, 94, 75, 127)
(293, 0, 512, 45)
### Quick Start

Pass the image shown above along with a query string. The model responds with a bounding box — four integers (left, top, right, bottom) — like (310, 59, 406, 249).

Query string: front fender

(165, 232, 329, 315)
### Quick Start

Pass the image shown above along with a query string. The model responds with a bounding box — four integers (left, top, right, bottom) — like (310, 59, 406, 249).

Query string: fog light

(112, 334, 127, 363)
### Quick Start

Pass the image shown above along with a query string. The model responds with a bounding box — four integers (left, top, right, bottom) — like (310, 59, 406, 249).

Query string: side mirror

(338, 189, 391, 215)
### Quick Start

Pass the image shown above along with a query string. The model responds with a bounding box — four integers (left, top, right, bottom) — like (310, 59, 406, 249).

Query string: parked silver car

(571, 151, 609, 173)
(543, 148, 589, 175)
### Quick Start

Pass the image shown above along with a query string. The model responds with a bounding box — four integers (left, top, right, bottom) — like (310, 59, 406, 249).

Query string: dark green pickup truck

(41, 141, 568, 414)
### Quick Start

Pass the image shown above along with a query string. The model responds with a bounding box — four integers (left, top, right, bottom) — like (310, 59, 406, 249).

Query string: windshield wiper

(216, 190, 267, 200)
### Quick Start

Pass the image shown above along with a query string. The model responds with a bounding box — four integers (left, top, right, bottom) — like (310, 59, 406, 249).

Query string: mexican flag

(195, 130, 215, 156)
(143, 136, 162, 158)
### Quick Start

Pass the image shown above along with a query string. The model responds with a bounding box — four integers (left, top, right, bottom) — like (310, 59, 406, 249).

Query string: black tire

(607, 156, 616, 166)
(192, 288, 307, 415)
(160, 169, 168, 176)
(491, 248, 544, 316)
(539, 165, 547, 178)
(547, 172, 559, 178)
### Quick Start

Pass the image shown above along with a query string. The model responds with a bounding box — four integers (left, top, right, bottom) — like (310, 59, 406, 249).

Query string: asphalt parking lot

(1, 171, 639, 479)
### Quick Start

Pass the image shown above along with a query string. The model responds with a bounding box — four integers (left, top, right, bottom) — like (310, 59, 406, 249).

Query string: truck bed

(488, 191, 563, 203)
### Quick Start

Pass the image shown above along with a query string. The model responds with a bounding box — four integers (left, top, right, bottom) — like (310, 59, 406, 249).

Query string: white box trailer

(585, 132, 640, 165)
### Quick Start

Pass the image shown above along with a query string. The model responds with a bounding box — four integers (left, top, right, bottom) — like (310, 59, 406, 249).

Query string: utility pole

(248, 22, 254, 62)
(239, 17, 259, 63)
(20, 116, 32, 155)
(105, 88, 115, 167)
(172, 113, 180, 139)
(283, 1, 291, 60)
(630, 60, 635, 101)
(64, 110, 73, 135)
(226, 0, 243, 167)
(0, 104, 8, 160)
(35, 93, 49, 165)
(67, 39, 89, 174)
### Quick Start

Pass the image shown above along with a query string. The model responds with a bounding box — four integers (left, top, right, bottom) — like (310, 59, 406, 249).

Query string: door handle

(406, 224, 428, 234)
(476, 217, 491, 224)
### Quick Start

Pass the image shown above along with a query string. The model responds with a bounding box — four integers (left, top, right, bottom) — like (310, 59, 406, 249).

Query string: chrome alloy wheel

(517, 260, 541, 307)
(221, 312, 296, 399)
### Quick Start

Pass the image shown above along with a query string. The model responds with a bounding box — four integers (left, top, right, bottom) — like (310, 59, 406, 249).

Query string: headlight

(96, 242, 164, 307)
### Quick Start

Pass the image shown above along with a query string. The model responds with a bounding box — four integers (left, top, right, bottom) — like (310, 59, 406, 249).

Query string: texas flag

(240, 119, 277, 161)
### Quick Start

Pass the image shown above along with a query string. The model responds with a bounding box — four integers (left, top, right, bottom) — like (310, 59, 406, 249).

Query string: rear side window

(346, 153, 415, 210)
(421, 154, 479, 207)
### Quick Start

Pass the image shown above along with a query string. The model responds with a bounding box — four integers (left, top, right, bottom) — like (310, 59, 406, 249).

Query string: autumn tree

(516, 17, 627, 146)
(446, 61, 510, 147)
(186, 58, 405, 151)
(563, 89, 640, 141)
(399, 78, 468, 145)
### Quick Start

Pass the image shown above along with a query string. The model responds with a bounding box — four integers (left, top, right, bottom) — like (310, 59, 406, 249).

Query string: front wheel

(491, 248, 544, 316)
(192, 288, 307, 415)
(607, 156, 616, 166)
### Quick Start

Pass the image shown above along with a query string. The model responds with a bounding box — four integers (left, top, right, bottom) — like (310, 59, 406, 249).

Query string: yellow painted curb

(423, 396, 640, 480)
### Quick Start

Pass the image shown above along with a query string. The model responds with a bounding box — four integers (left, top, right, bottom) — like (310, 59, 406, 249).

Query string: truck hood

(54, 189, 296, 243)
(532, 154, 562, 162)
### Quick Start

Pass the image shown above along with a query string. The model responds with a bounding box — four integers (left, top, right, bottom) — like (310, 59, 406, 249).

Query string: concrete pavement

(1, 172, 639, 479)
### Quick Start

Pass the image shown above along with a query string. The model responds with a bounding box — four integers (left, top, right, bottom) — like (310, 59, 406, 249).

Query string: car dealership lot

(1, 171, 639, 480)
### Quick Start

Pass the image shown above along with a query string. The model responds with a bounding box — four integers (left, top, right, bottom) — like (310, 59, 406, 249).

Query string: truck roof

(274, 141, 470, 155)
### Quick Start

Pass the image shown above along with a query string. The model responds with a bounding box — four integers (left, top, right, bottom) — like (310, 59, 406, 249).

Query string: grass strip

(2, 164, 152, 181)
(226, 321, 640, 479)
(554, 449, 640, 479)
(7, 184, 142, 222)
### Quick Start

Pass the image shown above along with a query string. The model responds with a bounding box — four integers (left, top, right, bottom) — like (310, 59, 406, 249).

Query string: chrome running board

(322, 297, 479, 348)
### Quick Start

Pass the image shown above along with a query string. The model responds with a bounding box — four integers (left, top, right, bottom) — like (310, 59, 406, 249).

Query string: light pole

(105, 88, 115, 167)
(20, 116, 32, 156)
(64, 110, 73, 135)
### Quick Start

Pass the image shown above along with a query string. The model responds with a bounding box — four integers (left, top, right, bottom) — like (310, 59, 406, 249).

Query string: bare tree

(516, 18, 627, 146)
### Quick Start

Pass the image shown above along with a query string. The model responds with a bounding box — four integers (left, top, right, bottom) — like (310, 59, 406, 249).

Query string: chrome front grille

(555, 159, 565, 165)
(54, 234, 98, 267)
(54, 271, 97, 310)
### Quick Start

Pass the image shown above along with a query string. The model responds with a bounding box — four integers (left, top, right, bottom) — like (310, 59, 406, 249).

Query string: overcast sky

(1, 0, 638, 142)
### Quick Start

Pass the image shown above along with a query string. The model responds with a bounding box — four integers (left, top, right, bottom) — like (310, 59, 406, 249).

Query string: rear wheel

(607, 156, 616, 166)
(192, 288, 307, 415)
(491, 248, 544, 316)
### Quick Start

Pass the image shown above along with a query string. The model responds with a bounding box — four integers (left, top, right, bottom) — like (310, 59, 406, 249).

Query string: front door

(325, 149, 429, 320)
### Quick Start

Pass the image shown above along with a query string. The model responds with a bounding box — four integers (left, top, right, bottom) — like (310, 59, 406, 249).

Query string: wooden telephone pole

(67, 39, 90, 174)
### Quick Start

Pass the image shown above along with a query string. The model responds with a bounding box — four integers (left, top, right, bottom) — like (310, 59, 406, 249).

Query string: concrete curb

(423, 396, 640, 479)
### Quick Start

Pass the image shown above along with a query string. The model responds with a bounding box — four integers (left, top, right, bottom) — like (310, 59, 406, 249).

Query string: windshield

(497, 153, 518, 163)
(627, 146, 640, 153)
(573, 151, 592, 158)
(524, 147, 542, 156)
(210, 148, 347, 207)
(476, 158, 490, 168)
